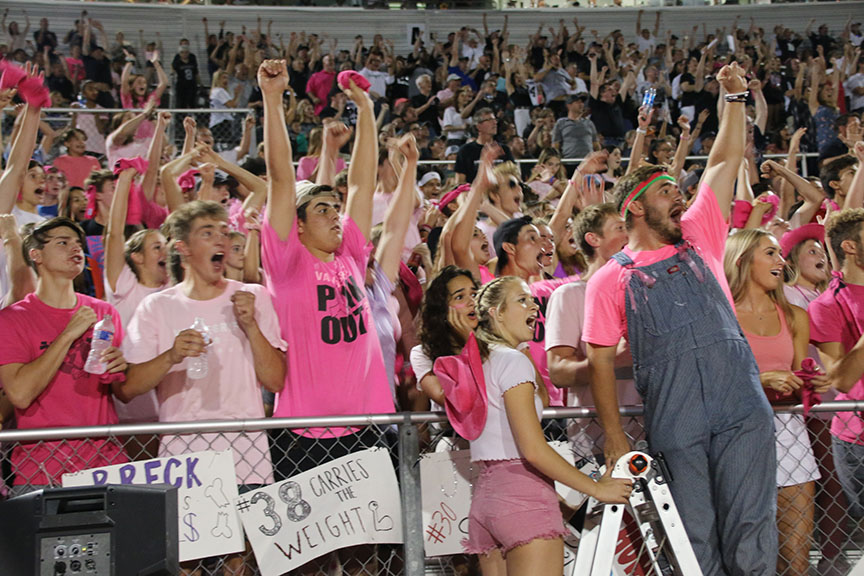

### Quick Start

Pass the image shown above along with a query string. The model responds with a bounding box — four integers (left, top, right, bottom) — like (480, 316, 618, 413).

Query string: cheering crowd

(0, 6, 864, 576)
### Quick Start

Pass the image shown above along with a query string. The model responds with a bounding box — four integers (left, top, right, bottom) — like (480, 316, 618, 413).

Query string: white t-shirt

(544, 281, 641, 459)
(209, 87, 235, 128)
(124, 280, 286, 484)
(410, 344, 443, 412)
(844, 73, 864, 112)
(636, 35, 656, 55)
(470, 345, 542, 462)
(359, 68, 394, 99)
(106, 264, 166, 424)
(442, 106, 470, 142)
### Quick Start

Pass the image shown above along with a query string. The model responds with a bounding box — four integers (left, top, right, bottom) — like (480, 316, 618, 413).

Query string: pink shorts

(462, 459, 568, 556)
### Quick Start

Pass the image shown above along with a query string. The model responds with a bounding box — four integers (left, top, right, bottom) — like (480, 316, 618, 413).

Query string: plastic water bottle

(187, 317, 211, 380)
(84, 315, 115, 375)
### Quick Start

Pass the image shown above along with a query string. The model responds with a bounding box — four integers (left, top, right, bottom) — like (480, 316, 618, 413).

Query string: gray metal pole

(399, 416, 425, 576)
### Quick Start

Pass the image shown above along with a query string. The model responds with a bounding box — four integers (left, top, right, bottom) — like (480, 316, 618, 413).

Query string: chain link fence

(2, 403, 864, 575)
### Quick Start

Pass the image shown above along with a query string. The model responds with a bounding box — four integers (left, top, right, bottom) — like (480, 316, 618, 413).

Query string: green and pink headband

(619, 173, 677, 218)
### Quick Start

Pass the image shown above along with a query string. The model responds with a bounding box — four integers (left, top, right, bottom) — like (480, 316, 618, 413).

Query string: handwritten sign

(419, 449, 476, 557)
(62, 450, 244, 562)
(236, 447, 402, 576)
(420, 443, 593, 557)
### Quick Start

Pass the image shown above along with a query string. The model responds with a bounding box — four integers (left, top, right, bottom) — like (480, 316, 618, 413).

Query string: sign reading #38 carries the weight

(236, 447, 402, 576)
(62, 450, 244, 562)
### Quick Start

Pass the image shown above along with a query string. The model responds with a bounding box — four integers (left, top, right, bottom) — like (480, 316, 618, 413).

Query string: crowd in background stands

(0, 6, 864, 576)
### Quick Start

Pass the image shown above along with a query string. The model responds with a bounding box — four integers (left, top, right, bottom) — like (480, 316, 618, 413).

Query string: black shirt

(455, 141, 514, 183)
(83, 54, 112, 85)
(172, 53, 199, 87)
(587, 96, 626, 141)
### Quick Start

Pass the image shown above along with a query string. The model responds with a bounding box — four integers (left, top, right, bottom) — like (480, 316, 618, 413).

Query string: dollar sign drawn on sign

(183, 512, 200, 542)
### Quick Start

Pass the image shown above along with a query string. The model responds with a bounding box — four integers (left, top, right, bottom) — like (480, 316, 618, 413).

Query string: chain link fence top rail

(3, 403, 864, 575)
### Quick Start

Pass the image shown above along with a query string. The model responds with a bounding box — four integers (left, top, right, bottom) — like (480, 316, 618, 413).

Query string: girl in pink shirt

(119, 57, 168, 141)
(725, 229, 829, 576)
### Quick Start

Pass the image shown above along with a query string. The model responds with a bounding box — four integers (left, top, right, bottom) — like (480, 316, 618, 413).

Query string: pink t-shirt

(260, 215, 393, 436)
(120, 91, 158, 140)
(106, 264, 165, 424)
(583, 181, 731, 347)
(52, 154, 102, 188)
(296, 156, 346, 182)
(0, 293, 127, 485)
(529, 276, 577, 407)
(306, 70, 337, 115)
(809, 281, 864, 444)
(124, 280, 285, 484)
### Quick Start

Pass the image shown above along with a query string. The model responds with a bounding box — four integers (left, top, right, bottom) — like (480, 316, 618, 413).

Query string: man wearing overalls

(583, 63, 777, 575)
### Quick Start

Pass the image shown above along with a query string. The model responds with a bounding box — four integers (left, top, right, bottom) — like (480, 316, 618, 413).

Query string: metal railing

(2, 402, 864, 575)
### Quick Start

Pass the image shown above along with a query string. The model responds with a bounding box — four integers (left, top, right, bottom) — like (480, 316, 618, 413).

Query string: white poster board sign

(419, 449, 476, 557)
(236, 447, 402, 576)
(420, 442, 587, 557)
(62, 450, 244, 562)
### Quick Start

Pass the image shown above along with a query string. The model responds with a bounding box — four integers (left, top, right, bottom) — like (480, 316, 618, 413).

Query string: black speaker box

(0, 484, 179, 575)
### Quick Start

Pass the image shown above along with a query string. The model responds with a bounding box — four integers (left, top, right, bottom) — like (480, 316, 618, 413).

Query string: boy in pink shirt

(583, 64, 777, 575)
(810, 209, 864, 517)
(259, 59, 392, 479)
(124, 201, 285, 487)
(123, 201, 286, 574)
(0, 218, 129, 494)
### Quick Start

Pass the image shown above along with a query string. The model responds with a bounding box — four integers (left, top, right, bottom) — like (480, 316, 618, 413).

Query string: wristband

(724, 91, 749, 103)
(636, 128, 647, 135)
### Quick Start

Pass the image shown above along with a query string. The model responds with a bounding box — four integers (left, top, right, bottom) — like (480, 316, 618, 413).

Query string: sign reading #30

(236, 447, 403, 576)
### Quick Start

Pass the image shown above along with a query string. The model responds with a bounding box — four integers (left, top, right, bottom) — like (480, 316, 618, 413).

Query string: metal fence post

(399, 415, 424, 576)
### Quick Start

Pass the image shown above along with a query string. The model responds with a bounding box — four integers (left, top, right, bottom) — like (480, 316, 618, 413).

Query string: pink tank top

(742, 304, 794, 373)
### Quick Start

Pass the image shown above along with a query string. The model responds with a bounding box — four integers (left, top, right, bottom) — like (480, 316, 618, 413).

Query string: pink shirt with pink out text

(261, 215, 393, 437)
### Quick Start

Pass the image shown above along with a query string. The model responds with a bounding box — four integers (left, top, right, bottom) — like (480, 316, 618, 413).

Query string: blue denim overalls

(611, 242, 777, 576)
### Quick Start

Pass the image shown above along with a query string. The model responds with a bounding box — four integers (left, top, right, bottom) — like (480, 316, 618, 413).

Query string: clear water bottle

(84, 315, 115, 375)
(187, 317, 211, 380)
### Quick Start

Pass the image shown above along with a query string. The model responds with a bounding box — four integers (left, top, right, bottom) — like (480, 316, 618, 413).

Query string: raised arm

(844, 142, 864, 210)
(0, 214, 35, 307)
(159, 149, 197, 213)
(702, 63, 747, 221)
(626, 106, 652, 176)
(151, 60, 169, 102)
(260, 59, 296, 241)
(121, 60, 134, 97)
(316, 119, 353, 188)
(0, 88, 41, 214)
(452, 145, 499, 280)
(141, 111, 170, 203)
(344, 81, 378, 240)
(377, 135, 419, 284)
(105, 167, 138, 292)
(670, 115, 693, 178)
(750, 78, 767, 135)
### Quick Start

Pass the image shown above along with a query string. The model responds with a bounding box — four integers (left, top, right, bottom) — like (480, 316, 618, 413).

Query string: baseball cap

(445, 145, 460, 156)
(295, 180, 340, 209)
(446, 73, 461, 83)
